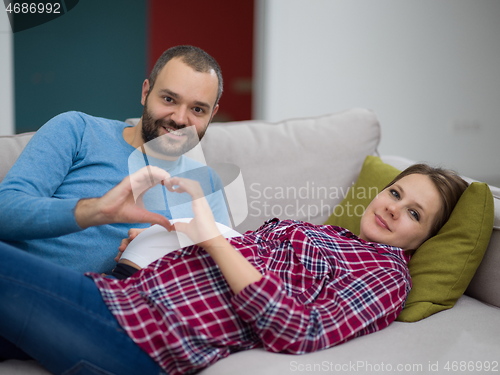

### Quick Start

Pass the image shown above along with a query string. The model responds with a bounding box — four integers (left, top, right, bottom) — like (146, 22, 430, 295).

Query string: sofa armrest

(0, 132, 35, 182)
(466, 184, 500, 308)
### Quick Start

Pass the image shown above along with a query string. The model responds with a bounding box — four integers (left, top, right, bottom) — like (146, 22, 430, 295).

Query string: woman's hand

(164, 176, 262, 294)
(162, 177, 222, 246)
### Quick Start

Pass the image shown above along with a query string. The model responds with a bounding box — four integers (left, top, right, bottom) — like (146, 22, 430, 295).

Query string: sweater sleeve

(0, 112, 85, 240)
(231, 267, 409, 354)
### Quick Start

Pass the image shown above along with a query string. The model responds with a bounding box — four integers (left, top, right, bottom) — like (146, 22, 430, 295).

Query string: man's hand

(115, 227, 148, 262)
(75, 166, 173, 230)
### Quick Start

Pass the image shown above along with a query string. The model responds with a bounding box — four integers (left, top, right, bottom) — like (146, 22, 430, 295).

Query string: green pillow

(324, 155, 494, 322)
(399, 182, 493, 321)
(324, 155, 400, 235)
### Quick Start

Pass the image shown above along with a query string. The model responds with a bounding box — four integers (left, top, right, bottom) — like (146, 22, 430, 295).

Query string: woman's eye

(390, 189, 400, 199)
(409, 209, 420, 221)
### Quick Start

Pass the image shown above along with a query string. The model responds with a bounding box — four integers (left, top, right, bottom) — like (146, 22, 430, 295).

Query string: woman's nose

(386, 203, 400, 219)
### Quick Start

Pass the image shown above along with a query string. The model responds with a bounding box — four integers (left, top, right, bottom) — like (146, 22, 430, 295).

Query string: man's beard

(141, 105, 208, 158)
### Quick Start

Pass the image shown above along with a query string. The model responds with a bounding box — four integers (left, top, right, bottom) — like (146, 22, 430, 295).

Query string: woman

(0, 164, 468, 375)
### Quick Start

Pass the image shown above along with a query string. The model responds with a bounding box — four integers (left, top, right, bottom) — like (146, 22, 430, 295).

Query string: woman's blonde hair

(384, 164, 469, 238)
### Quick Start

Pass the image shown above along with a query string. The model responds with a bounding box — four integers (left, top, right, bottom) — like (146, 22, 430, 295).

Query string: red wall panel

(148, 0, 254, 121)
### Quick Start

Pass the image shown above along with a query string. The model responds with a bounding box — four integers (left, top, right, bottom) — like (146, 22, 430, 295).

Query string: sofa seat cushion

(1, 296, 498, 375)
(199, 296, 500, 375)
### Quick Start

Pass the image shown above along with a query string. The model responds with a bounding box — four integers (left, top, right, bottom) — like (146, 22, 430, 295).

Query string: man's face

(140, 57, 219, 158)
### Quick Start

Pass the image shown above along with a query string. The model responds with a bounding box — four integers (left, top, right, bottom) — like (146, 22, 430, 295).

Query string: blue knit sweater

(0, 112, 229, 273)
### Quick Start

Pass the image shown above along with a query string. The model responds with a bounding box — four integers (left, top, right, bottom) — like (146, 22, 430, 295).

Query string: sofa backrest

(200, 108, 381, 232)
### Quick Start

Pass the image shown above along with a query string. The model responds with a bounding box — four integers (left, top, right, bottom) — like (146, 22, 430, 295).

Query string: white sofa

(1, 108, 499, 374)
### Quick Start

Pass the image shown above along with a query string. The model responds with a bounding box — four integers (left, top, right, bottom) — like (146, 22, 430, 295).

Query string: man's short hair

(148, 45, 223, 104)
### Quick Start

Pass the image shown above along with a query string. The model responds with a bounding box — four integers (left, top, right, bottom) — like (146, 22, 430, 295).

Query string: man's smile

(162, 125, 186, 138)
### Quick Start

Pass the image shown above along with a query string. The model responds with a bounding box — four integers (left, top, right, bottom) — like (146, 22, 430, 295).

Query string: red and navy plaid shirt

(87, 219, 411, 375)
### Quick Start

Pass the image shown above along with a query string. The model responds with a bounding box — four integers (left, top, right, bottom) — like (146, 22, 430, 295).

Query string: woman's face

(359, 174, 442, 250)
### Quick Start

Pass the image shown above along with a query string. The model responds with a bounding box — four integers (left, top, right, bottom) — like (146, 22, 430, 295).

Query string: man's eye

(409, 209, 420, 221)
(193, 107, 204, 114)
(163, 97, 174, 103)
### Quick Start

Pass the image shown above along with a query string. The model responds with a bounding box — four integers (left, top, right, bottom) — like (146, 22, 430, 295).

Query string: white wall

(0, 9, 14, 135)
(255, 0, 500, 185)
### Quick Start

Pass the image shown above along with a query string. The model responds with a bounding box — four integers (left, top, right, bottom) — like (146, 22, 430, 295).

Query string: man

(0, 45, 229, 274)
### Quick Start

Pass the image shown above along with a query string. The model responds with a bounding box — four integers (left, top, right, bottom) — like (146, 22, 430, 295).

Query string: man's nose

(171, 106, 188, 126)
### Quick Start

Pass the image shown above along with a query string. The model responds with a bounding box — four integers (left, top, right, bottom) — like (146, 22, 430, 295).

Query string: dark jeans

(0, 241, 166, 375)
